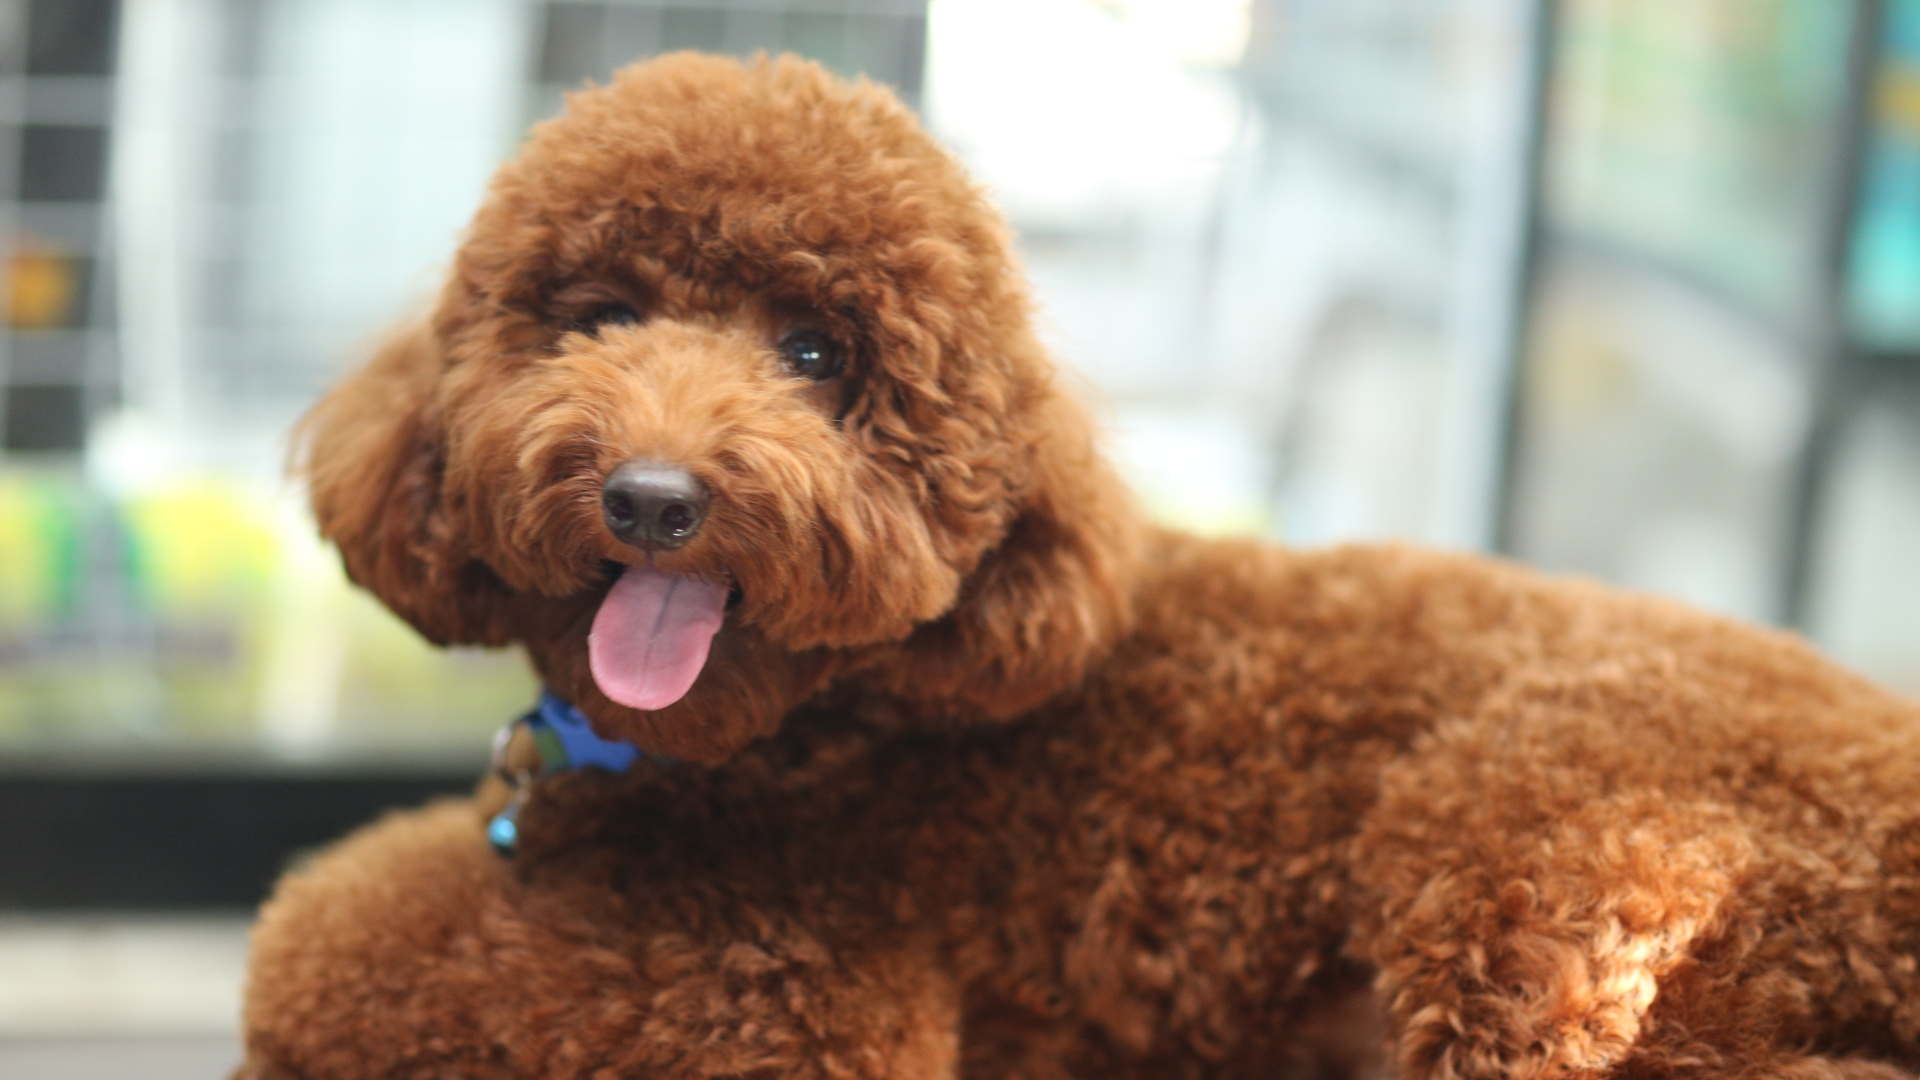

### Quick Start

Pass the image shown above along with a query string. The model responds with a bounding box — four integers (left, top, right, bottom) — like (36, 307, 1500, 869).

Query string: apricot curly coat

(240, 54, 1920, 1080)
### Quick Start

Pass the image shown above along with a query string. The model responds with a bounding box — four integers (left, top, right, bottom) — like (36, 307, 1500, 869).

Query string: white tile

(0, 1036, 243, 1080)
(0, 916, 249, 1038)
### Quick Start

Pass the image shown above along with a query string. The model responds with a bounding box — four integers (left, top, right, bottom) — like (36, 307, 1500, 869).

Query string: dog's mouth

(586, 565, 732, 712)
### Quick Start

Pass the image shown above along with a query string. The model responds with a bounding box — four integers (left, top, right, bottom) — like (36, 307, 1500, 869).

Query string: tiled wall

(0, 0, 120, 454)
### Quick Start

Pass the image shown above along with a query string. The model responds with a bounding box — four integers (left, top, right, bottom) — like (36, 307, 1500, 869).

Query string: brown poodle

(239, 53, 1920, 1080)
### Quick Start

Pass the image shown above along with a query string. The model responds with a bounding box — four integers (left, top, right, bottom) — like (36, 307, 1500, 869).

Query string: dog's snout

(602, 460, 710, 551)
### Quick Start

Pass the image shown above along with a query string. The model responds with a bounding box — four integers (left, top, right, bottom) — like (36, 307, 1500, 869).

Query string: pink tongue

(588, 567, 728, 712)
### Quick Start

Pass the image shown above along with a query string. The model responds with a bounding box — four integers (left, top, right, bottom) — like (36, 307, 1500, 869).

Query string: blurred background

(1, 0, 1917, 1073)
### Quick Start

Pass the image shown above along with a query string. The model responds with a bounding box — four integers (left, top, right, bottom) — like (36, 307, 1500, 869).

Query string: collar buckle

(485, 691, 647, 856)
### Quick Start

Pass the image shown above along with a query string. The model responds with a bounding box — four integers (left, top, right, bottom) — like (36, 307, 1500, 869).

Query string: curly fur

(243, 54, 1920, 1080)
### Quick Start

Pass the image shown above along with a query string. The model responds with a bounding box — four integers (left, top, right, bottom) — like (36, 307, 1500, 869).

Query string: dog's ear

(298, 323, 518, 646)
(865, 390, 1145, 719)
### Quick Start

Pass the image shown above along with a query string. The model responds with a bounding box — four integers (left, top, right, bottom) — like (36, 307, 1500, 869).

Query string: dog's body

(241, 55, 1920, 1080)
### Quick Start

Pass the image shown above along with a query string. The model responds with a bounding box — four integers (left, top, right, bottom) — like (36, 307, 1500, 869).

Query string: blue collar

(486, 690, 655, 855)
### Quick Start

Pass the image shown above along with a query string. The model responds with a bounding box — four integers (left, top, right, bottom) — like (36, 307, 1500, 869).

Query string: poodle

(238, 53, 1920, 1080)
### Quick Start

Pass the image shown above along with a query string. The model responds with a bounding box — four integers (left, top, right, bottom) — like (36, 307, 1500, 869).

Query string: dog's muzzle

(602, 460, 710, 551)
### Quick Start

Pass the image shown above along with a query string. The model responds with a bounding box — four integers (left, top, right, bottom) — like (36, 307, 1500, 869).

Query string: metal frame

(1495, 0, 1893, 631)
(1490, 0, 1559, 556)
(1784, 0, 1894, 628)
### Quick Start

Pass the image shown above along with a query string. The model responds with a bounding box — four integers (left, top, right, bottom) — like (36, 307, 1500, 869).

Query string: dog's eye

(778, 330, 844, 381)
(583, 304, 641, 334)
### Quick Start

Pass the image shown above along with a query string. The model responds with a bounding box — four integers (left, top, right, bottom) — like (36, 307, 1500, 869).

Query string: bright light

(1106, 0, 1251, 69)
(926, 0, 1249, 229)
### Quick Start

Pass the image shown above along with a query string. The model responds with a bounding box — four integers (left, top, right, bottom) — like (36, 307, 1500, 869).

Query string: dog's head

(300, 53, 1142, 762)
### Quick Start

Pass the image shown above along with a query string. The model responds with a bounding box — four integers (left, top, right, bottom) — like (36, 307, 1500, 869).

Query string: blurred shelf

(0, 757, 482, 909)
(1541, 225, 1815, 347)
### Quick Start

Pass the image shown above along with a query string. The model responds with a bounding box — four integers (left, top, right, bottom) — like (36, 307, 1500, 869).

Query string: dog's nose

(601, 460, 710, 551)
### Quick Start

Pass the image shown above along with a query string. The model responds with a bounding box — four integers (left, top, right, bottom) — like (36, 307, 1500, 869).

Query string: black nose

(601, 460, 710, 551)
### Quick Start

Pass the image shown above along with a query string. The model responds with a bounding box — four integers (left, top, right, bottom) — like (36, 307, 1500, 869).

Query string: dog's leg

(1350, 762, 1755, 1080)
(240, 798, 960, 1080)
